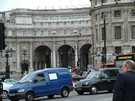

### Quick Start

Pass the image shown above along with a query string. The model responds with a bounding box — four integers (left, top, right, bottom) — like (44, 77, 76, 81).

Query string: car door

(104, 69, 119, 90)
(96, 72, 110, 91)
(32, 73, 49, 97)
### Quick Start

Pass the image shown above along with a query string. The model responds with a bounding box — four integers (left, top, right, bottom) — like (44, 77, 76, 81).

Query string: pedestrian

(113, 60, 135, 101)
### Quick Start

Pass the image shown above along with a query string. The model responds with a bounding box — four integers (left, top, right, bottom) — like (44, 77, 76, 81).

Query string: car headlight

(18, 89, 25, 93)
(85, 82, 89, 86)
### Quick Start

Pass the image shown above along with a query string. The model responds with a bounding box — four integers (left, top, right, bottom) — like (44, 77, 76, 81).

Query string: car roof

(33, 67, 68, 74)
(99, 68, 119, 70)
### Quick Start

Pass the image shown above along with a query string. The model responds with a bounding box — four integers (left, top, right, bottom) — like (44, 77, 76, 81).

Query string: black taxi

(74, 68, 119, 95)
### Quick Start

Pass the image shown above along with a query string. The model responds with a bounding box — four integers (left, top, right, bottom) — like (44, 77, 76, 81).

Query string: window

(102, 27, 105, 40)
(101, 12, 105, 19)
(132, 46, 135, 53)
(95, 0, 97, 5)
(101, 0, 107, 3)
(131, 9, 135, 16)
(49, 73, 58, 80)
(35, 73, 45, 82)
(131, 25, 135, 39)
(114, 26, 121, 39)
(96, 28, 98, 41)
(114, 10, 121, 17)
(115, 46, 121, 55)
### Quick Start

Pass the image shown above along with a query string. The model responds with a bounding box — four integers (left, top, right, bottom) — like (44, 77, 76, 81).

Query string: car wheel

(2, 90, 8, 98)
(25, 92, 34, 101)
(61, 88, 69, 97)
(76, 91, 84, 95)
(91, 86, 98, 94)
(10, 97, 19, 101)
(48, 95, 54, 99)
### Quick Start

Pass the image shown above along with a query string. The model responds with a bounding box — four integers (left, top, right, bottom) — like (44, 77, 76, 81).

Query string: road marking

(97, 98, 112, 101)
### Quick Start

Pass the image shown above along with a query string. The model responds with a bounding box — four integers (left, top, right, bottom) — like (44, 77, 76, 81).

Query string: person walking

(113, 60, 135, 101)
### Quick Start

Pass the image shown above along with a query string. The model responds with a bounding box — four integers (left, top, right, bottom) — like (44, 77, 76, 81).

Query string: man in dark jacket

(113, 60, 135, 101)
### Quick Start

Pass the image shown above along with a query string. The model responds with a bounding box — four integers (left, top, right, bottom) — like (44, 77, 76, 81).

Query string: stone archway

(58, 45, 75, 68)
(33, 46, 51, 70)
(80, 44, 92, 71)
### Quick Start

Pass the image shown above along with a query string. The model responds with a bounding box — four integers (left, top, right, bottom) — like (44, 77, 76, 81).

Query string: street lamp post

(5, 48, 14, 79)
(102, 13, 107, 67)
(21, 49, 28, 75)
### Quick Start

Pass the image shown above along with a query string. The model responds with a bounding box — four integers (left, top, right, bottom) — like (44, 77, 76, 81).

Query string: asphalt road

(4, 91, 113, 101)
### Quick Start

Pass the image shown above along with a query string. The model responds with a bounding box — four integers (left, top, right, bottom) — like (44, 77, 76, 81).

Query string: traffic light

(0, 23, 5, 50)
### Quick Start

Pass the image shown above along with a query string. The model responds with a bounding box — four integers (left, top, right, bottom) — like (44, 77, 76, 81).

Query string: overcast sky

(0, 0, 91, 11)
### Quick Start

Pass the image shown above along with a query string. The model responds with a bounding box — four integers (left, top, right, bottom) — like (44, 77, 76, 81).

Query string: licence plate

(9, 93, 15, 96)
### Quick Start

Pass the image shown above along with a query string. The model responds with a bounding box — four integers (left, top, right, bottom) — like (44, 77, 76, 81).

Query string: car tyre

(76, 91, 84, 95)
(25, 92, 34, 101)
(10, 97, 19, 101)
(61, 88, 69, 97)
(91, 86, 98, 94)
(2, 90, 8, 99)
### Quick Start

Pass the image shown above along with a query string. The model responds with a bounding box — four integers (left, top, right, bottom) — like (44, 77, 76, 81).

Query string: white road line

(97, 98, 112, 101)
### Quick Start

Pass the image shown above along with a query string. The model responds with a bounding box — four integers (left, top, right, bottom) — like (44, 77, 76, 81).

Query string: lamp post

(102, 13, 107, 67)
(21, 49, 28, 75)
(5, 48, 14, 79)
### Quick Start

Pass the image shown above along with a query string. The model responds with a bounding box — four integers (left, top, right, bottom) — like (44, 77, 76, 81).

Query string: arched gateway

(33, 46, 51, 70)
(58, 45, 75, 68)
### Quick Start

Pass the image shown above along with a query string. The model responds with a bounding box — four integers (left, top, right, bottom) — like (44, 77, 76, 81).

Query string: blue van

(8, 68, 73, 101)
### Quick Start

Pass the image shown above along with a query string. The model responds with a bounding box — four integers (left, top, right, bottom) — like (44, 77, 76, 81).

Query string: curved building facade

(90, 0, 135, 65)
(0, 8, 92, 73)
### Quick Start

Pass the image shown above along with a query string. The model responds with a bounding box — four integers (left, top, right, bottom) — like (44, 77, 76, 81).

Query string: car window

(49, 73, 58, 80)
(103, 69, 119, 78)
(19, 72, 34, 83)
(35, 73, 45, 82)
(86, 71, 99, 79)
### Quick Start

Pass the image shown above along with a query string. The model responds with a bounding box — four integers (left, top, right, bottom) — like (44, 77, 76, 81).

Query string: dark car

(74, 68, 119, 95)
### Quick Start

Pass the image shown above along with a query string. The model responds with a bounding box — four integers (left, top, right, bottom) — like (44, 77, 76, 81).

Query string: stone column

(16, 43, 20, 72)
(75, 43, 78, 67)
(29, 42, 33, 71)
(52, 43, 56, 67)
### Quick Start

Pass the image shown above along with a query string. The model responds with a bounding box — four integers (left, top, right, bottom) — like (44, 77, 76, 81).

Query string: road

(4, 91, 113, 101)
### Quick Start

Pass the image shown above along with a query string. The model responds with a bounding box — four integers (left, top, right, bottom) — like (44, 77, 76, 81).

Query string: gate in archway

(58, 45, 75, 68)
(33, 46, 51, 70)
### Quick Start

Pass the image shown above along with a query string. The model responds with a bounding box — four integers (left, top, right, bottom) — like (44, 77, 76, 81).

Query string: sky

(0, 0, 91, 11)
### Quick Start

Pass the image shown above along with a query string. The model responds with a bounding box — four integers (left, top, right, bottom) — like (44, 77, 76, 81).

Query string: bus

(115, 53, 135, 68)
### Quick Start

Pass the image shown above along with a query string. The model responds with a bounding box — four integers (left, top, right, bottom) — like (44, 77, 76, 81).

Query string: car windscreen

(19, 73, 34, 83)
(103, 69, 119, 78)
(86, 71, 99, 79)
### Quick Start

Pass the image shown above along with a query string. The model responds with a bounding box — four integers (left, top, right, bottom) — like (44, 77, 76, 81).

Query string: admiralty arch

(0, 8, 92, 73)
(1, 0, 135, 73)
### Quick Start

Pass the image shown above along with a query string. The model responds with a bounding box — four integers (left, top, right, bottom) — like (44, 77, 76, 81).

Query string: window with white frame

(131, 25, 135, 39)
(101, 0, 107, 4)
(132, 46, 135, 53)
(114, 10, 121, 17)
(131, 9, 135, 16)
(102, 27, 105, 40)
(114, 26, 121, 39)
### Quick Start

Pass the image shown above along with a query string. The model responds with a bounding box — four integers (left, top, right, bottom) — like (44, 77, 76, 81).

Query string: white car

(2, 79, 17, 98)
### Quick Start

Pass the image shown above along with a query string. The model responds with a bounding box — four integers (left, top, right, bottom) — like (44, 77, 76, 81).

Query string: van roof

(33, 67, 68, 74)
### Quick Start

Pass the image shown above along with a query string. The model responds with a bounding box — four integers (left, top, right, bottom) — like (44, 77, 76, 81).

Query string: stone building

(90, 0, 135, 65)
(0, 7, 92, 73)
